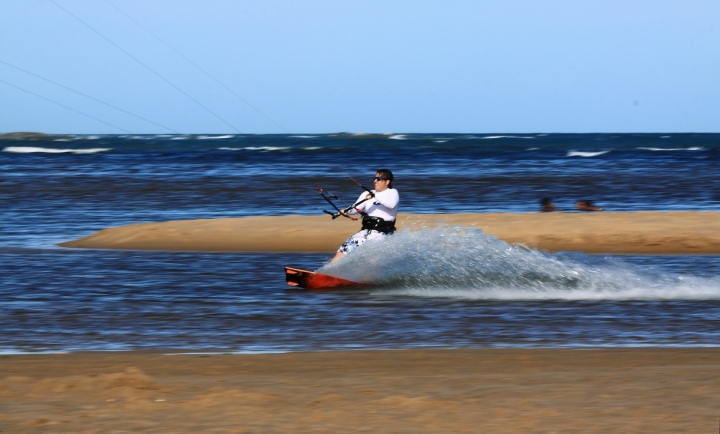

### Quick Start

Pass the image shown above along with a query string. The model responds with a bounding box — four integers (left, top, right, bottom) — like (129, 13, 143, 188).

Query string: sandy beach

(60, 211, 720, 254)
(1, 348, 718, 433)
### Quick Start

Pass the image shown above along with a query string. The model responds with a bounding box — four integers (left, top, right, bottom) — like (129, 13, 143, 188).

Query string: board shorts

(337, 229, 389, 254)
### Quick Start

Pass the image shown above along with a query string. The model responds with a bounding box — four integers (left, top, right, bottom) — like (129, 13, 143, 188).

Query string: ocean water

(1, 133, 720, 353)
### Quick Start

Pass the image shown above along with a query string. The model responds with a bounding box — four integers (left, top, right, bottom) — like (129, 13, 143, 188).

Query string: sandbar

(59, 211, 720, 254)
(1, 348, 719, 432)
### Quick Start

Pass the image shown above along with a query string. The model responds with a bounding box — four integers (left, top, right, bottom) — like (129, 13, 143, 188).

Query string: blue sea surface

(1, 133, 719, 352)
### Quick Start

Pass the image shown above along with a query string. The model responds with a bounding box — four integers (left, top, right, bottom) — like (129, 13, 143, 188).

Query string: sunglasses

(373, 177, 388, 181)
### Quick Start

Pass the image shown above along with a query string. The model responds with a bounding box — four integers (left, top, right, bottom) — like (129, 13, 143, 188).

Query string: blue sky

(1, 0, 718, 134)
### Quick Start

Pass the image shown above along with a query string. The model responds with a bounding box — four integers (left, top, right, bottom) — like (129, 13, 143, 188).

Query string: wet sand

(1, 349, 719, 433)
(60, 211, 720, 254)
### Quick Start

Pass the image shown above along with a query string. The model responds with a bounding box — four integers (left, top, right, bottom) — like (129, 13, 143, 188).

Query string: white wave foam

(637, 147, 706, 152)
(244, 146, 290, 152)
(290, 135, 319, 138)
(318, 225, 720, 301)
(482, 135, 535, 139)
(567, 150, 610, 157)
(388, 134, 407, 140)
(383, 282, 720, 301)
(638, 147, 679, 151)
(197, 135, 235, 139)
(2, 146, 111, 154)
(218, 146, 290, 152)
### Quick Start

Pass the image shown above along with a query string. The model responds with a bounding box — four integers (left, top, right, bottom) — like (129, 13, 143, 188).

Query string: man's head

(373, 169, 394, 191)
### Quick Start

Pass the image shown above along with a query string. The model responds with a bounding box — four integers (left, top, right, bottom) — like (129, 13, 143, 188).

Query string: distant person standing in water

(575, 200, 603, 211)
(540, 197, 558, 212)
(330, 169, 399, 263)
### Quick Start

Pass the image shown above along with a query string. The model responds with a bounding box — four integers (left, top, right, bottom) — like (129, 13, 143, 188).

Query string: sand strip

(1, 348, 718, 433)
(59, 211, 720, 254)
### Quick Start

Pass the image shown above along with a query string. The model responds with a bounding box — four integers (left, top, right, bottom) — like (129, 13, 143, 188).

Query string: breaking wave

(481, 135, 535, 139)
(218, 146, 291, 152)
(2, 146, 111, 154)
(637, 147, 705, 152)
(196, 135, 235, 139)
(319, 226, 720, 301)
(567, 150, 611, 157)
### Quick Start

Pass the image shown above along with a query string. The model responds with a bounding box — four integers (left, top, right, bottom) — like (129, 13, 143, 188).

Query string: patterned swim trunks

(337, 229, 389, 254)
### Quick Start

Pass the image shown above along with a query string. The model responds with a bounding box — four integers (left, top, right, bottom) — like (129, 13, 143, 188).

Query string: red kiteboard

(285, 267, 369, 291)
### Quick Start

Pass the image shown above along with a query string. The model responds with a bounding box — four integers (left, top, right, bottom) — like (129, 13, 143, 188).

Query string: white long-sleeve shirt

(351, 188, 399, 222)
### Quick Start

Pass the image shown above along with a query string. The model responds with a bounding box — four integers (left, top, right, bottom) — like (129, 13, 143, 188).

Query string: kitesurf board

(285, 267, 368, 290)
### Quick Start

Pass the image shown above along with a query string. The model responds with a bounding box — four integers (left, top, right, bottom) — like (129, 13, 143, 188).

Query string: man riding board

(330, 169, 398, 263)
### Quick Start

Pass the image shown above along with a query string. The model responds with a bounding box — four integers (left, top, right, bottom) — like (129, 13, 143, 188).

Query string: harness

(361, 214, 396, 234)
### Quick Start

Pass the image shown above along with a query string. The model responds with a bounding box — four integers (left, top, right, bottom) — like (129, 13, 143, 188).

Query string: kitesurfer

(330, 169, 399, 263)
